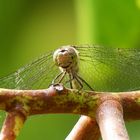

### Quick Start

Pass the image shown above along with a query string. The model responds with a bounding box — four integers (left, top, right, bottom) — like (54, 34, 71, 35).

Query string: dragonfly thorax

(53, 45, 79, 73)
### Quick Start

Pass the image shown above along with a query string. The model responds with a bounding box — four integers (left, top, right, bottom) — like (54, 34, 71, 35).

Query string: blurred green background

(0, 0, 140, 139)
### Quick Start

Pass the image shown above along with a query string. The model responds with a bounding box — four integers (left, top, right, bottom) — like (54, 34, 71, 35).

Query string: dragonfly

(0, 45, 140, 92)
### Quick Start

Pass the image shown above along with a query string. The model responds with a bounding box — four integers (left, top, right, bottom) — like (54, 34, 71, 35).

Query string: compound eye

(61, 49, 66, 52)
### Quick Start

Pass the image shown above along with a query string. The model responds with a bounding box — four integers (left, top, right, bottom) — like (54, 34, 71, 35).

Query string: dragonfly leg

(68, 73, 74, 89)
(50, 71, 67, 87)
(76, 74, 94, 91)
(52, 72, 63, 84)
(58, 71, 67, 83)
(74, 75, 83, 90)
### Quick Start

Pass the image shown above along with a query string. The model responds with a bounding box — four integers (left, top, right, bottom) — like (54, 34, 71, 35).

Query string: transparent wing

(0, 52, 62, 90)
(1, 45, 140, 92)
(76, 45, 140, 92)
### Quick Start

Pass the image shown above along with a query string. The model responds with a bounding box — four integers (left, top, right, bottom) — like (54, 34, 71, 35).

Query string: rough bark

(0, 85, 140, 139)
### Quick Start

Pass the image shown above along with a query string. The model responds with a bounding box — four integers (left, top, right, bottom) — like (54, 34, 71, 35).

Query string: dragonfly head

(53, 45, 79, 71)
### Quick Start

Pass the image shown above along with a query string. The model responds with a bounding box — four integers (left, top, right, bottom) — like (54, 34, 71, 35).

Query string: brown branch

(0, 85, 98, 116)
(96, 100, 129, 140)
(0, 111, 26, 140)
(0, 86, 140, 120)
(66, 116, 100, 140)
(0, 85, 140, 139)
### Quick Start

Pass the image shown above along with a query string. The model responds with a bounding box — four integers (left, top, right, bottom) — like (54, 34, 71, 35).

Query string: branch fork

(0, 85, 139, 140)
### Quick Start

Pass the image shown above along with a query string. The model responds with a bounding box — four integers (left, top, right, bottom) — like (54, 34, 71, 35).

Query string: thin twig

(66, 116, 100, 140)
